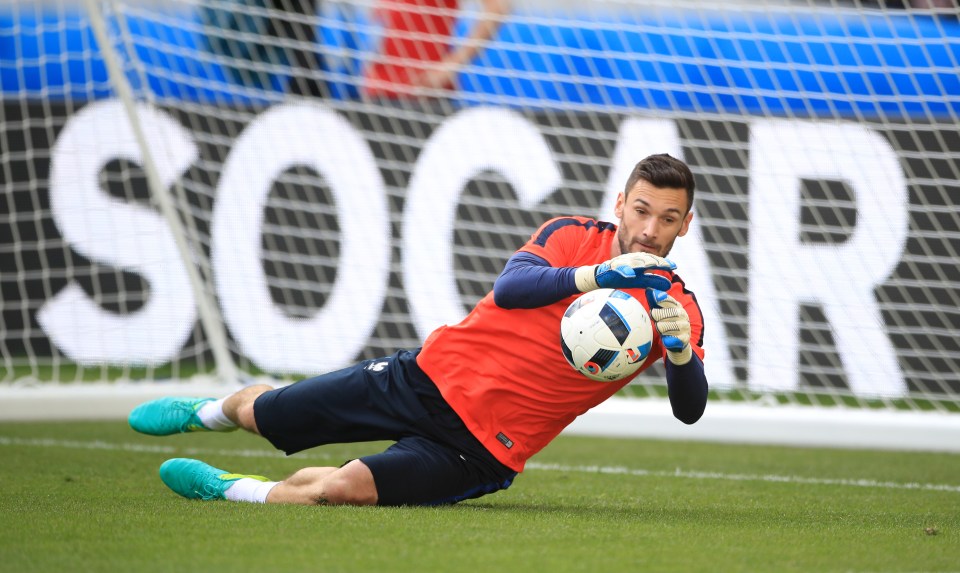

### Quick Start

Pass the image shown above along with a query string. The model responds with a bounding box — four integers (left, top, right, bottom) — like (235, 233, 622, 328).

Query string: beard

(617, 228, 675, 258)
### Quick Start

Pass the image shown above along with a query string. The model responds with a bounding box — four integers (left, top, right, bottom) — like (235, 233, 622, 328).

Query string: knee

(227, 384, 273, 432)
(319, 476, 375, 506)
(314, 462, 378, 506)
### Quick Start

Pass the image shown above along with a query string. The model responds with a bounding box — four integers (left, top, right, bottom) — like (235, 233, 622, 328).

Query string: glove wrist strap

(574, 265, 600, 292)
(667, 346, 693, 366)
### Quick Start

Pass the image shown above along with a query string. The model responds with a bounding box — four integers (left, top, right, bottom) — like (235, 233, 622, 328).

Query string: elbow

(492, 290, 514, 309)
(492, 280, 522, 309)
(673, 403, 706, 425)
(672, 383, 708, 424)
(666, 355, 708, 425)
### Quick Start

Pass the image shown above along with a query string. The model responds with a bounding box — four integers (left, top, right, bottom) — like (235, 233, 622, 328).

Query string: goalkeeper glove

(574, 252, 675, 293)
(646, 289, 693, 366)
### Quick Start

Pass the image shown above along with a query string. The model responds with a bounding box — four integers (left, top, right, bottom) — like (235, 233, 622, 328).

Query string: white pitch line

(3, 436, 960, 494)
(524, 462, 960, 493)
(0, 436, 336, 461)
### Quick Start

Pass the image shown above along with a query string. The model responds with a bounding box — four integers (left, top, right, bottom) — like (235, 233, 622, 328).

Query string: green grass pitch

(1, 420, 957, 573)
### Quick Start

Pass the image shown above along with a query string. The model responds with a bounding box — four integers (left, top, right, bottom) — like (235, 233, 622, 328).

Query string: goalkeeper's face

(614, 181, 693, 258)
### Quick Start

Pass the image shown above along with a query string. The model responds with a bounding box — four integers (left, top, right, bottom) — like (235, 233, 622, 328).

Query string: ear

(613, 192, 625, 219)
(677, 210, 693, 237)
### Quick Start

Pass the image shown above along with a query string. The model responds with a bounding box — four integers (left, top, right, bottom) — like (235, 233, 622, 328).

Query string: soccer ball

(560, 288, 654, 382)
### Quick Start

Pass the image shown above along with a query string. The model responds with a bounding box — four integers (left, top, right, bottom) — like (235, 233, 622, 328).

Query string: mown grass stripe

(4, 435, 959, 493)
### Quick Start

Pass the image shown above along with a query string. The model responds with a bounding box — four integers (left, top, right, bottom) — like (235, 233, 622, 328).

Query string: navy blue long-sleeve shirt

(492, 250, 707, 424)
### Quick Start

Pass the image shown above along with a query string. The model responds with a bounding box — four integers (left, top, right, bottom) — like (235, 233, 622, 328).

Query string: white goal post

(1, 0, 959, 451)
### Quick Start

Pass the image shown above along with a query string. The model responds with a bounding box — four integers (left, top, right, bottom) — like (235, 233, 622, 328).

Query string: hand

(410, 64, 458, 92)
(646, 289, 693, 366)
(574, 252, 675, 292)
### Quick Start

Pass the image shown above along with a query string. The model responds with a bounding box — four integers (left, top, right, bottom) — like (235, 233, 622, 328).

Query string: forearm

(493, 252, 579, 309)
(665, 353, 708, 425)
(445, 0, 508, 67)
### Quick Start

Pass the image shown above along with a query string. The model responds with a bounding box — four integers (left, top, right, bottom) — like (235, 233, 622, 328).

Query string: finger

(650, 305, 686, 323)
(613, 265, 636, 278)
(653, 317, 690, 349)
(660, 334, 686, 352)
(653, 315, 688, 336)
(635, 253, 676, 271)
(641, 275, 672, 291)
(621, 253, 675, 270)
(646, 288, 679, 309)
(639, 254, 676, 271)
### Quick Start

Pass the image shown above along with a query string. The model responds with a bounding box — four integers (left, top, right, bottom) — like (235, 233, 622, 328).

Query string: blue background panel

(1, 6, 957, 118)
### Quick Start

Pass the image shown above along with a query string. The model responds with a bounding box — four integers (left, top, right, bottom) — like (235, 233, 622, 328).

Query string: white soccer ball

(560, 288, 654, 382)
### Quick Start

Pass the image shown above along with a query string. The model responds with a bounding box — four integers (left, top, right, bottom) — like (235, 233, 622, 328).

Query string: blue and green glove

(574, 252, 675, 293)
(646, 289, 693, 366)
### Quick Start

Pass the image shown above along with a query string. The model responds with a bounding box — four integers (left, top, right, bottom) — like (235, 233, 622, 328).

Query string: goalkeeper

(129, 153, 709, 506)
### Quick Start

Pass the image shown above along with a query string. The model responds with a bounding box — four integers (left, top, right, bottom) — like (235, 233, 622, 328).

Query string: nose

(641, 218, 659, 238)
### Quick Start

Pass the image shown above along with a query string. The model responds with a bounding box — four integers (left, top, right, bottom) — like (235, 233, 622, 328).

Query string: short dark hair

(623, 153, 695, 213)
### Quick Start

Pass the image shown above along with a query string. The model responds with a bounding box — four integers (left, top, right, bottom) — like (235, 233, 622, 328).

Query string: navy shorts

(253, 350, 517, 506)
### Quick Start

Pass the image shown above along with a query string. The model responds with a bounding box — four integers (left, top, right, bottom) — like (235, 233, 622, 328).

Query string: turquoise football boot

(128, 397, 217, 436)
(159, 458, 270, 501)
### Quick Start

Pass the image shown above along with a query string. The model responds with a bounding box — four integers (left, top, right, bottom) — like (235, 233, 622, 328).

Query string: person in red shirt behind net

(129, 153, 709, 507)
(362, 0, 510, 99)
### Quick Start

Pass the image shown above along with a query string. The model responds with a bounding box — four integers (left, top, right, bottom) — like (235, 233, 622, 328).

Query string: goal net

(2, 0, 958, 442)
